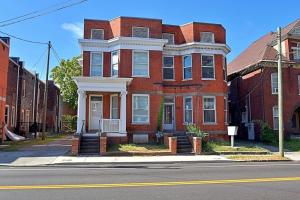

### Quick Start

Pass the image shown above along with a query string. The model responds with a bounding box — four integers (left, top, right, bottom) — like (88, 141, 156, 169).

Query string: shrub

(186, 124, 208, 139)
(259, 121, 277, 144)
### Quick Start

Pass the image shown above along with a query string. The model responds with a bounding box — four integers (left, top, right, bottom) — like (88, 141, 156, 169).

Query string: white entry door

(163, 103, 174, 130)
(89, 96, 103, 131)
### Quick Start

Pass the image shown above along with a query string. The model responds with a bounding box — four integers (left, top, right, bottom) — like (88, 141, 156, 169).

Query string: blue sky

(0, 0, 300, 80)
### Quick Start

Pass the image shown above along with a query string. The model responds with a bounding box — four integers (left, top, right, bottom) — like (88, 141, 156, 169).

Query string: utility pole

(277, 27, 284, 157)
(42, 41, 51, 140)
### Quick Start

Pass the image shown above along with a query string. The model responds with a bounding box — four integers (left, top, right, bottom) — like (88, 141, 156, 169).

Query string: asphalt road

(1, 162, 300, 200)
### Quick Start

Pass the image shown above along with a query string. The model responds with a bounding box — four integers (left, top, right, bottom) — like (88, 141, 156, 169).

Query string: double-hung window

(11, 106, 15, 127)
(110, 95, 119, 119)
(4, 105, 9, 125)
(184, 96, 193, 124)
(183, 55, 192, 80)
(273, 106, 279, 130)
(91, 29, 104, 40)
(293, 43, 300, 60)
(132, 27, 149, 38)
(90, 52, 103, 76)
(163, 56, 174, 80)
(132, 51, 149, 77)
(203, 96, 216, 124)
(200, 32, 215, 43)
(111, 51, 119, 77)
(224, 97, 228, 124)
(132, 94, 149, 124)
(223, 56, 227, 81)
(162, 33, 175, 45)
(202, 55, 215, 79)
(271, 73, 278, 94)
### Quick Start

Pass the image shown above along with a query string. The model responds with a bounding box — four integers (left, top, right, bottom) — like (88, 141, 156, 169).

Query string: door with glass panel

(89, 96, 103, 131)
(163, 97, 175, 130)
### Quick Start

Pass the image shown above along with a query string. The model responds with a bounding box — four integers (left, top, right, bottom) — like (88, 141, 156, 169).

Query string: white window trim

(183, 96, 193, 124)
(90, 29, 104, 40)
(111, 50, 119, 77)
(132, 94, 150, 124)
(162, 55, 175, 80)
(273, 106, 279, 130)
(90, 52, 103, 77)
(200, 32, 215, 43)
(162, 33, 175, 45)
(271, 73, 278, 95)
(5, 105, 9, 125)
(132, 26, 149, 38)
(182, 54, 192, 80)
(132, 50, 150, 78)
(110, 94, 119, 119)
(201, 54, 215, 80)
(11, 106, 15, 127)
(203, 96, 217, 124)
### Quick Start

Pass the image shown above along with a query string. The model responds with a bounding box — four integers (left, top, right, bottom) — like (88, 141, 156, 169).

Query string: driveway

(0, 135, 72, 165)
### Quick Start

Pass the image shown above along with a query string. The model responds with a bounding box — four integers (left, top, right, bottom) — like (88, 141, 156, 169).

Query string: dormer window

(162, 33, 175, 44)
(91, 29, 104, 40)
(200, 32, 214, 43)
(293, 43, 300, 60)
(132, 27, 149, 38)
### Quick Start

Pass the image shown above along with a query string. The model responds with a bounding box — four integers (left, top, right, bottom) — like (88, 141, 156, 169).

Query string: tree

(51, 56, 81, 109)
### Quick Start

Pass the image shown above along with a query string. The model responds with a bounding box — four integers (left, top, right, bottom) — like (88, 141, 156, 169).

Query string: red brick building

(76, 17, 231, 144)
(228, 19, 300, 140)
(0, 37, 9, 142)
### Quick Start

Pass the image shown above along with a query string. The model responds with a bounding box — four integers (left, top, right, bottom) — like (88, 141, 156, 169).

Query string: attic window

(292, 26, 300, 35)
(132, 27, 149, 38)
(91, 29, 104, 40)
(200, 32, 215, 43)
(162, 33, 175, 44)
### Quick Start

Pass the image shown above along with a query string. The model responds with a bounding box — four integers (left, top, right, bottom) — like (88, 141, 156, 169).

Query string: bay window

(202, 54, 215, 79)
(90, 52, 103, 76)
(132, 51, 149, 77)
(183, 55, 192, 80)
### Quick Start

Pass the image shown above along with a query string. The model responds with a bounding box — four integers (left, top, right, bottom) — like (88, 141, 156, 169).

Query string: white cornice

(163, 42, 231, 56)
(79, 37, 168, 52)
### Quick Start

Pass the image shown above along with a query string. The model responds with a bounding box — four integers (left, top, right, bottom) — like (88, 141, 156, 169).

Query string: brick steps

(174, 133, 192, 154)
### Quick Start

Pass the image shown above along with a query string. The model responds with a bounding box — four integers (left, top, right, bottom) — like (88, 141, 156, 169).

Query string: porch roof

(74, 76, 132, 92)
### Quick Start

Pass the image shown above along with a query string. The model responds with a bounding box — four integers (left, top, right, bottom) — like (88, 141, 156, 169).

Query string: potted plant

(186, 124, 208, 154)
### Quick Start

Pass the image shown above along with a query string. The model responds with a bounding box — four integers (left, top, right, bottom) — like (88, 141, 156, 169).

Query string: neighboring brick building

(75, 16, 231, 144)
(0, 37, 9, 142)
(228, 19, 300, 140)
(47, 80, 61, 133)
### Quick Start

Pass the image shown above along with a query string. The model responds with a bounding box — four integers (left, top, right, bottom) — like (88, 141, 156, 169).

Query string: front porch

(74, 77, 132, 136)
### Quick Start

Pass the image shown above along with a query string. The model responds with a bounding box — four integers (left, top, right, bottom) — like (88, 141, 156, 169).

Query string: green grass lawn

(203, 141, 269, 153)
(108, 143, 168, 153)
(284, 139, 300, 152)
(0, 133, 69, 151)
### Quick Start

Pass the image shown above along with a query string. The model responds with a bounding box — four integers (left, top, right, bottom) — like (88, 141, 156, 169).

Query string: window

(22, 79, 26, 97)
(132, 27, 149, 38)
(223, 56, 227, 81)
(162, 33, 175, 44)
(163, 56, 174, 80)
(202, 55, 215, 79)
(224, 97, 228, 124)
(91, 29, 104, 40)
(273, 106, 279, 130)
(183, 55, 192, 80)
(4, 105, 9, 125)
(298, 75, 300, 95)
(271, 73, 278, 94)
(90, 52, 103, 76)
(132, 51, 149, 77)
(203, 96, 216, 123)
(25, 110, 30, 131)
(132, 94, 149, 123)
(111, 51, 119, 77)
(110, 95, 119, 119)
(184, 96, 193, 123)
(11, 106, 15, 127)
(293, 43, 300, 60)
(241, 110, 248, 123)
(200, 32, 214, 43)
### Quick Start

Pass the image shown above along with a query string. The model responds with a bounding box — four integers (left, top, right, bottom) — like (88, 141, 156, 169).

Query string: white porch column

(119, 90, 127, 134)
(76, 89, 86, 134)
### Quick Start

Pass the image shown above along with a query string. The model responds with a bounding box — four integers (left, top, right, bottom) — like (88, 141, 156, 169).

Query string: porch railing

(101, 119, 120, 133)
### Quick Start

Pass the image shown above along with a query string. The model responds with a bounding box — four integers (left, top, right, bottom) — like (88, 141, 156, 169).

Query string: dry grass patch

(227, 154, 290, 161)
(108, 143, 168, 153)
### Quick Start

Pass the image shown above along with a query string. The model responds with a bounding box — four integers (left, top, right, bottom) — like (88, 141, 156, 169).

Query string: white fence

(101, 119, 120, 133)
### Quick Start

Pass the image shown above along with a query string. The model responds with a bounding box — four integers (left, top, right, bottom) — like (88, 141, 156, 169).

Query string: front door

(89, 96, 103, 131)
(163, 103, 174, 130)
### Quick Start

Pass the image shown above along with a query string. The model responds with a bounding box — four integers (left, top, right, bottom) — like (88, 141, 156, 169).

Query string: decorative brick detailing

(193, 137, 202, 155)
(169, 137, 177, 155)
(164, 133, 173, 147)
(71, 136, 80, 156)
(100, 136, 107, 155)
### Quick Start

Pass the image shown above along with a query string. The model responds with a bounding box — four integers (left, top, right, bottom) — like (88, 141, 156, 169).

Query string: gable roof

(228, 19, 300, 76)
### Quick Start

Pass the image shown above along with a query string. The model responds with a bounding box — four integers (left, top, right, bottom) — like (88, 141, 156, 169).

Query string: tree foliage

(51, 56, 81, 109)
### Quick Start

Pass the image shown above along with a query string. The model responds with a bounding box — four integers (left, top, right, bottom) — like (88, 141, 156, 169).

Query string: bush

(259, 121, 277, 144)
(186, 124, 208, 139)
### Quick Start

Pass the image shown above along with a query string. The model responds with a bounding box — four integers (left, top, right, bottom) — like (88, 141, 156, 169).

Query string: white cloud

(62, 22, 83, 38)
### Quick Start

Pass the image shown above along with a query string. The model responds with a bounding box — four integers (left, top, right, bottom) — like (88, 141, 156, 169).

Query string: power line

(51, 45, 63, 63)
(0, 0, 88, 27)
(0, 0, 75, 24)
(0, 30, 47, 45)
(32, 47, 49, 71)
